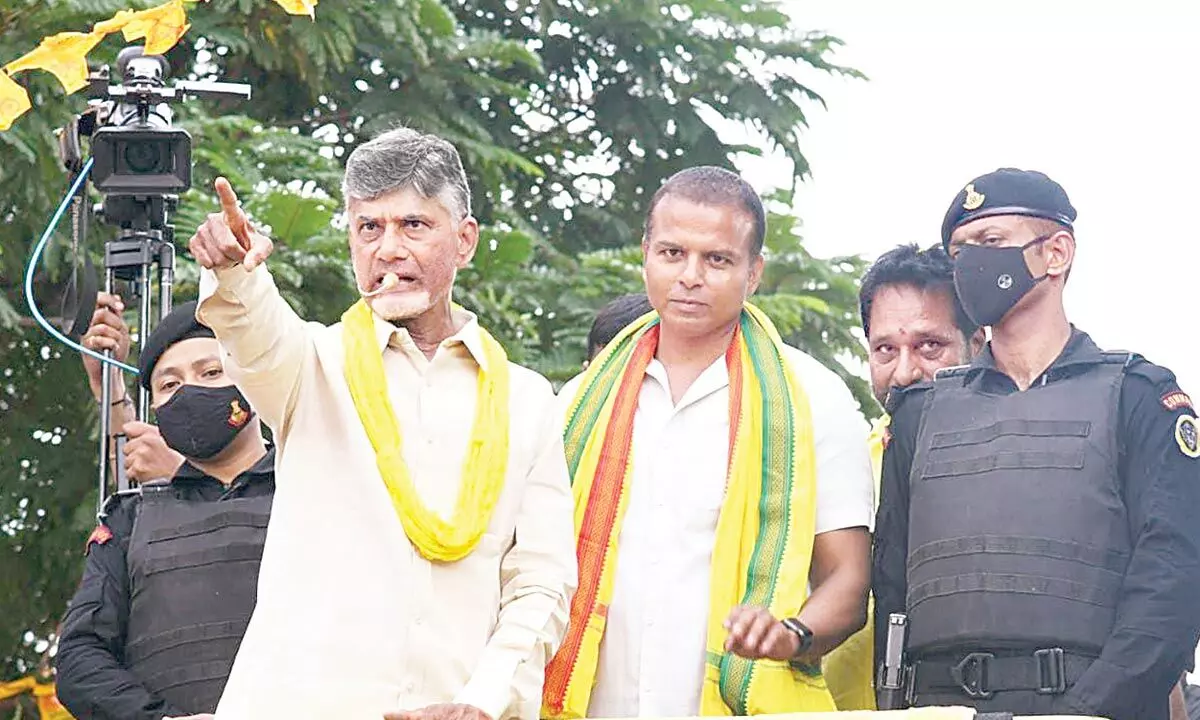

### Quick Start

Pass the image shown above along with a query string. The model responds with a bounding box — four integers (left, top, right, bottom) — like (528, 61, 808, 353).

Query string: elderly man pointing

(189, 128, 577, 720)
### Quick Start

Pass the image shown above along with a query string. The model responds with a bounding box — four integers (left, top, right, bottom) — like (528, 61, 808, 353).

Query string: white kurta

(197, 264, 577, 720)
(558, 344, 875, 718)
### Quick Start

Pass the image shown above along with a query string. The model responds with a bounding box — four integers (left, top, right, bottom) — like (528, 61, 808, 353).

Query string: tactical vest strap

(923, 449, 1086, 479)
(139, 541, 266, 576)
(929, 420, 1091, 450)
(932, 365, 972, 387)
(126, 619, 249, 665)
(1100, 351, 1136, 366)
(907, 570, 1125, 610)
(136, 660, 238, 702)
(144, 660, 234, 691)
(914, 648, 1095, 698)
(907, 535, 1131, 576)
(147, 509, 270, 543)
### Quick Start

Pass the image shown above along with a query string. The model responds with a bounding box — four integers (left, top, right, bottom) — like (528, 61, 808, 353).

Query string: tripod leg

(97, 268, 114, 514)
(158, 242, 174, 318)
(136, 262, 153, 424)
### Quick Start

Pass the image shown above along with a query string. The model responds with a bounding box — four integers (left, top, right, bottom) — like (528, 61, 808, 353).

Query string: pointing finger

(214, 176, 252, 250)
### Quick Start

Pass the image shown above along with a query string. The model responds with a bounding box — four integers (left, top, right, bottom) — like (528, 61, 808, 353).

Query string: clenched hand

(723, 605, 800, 662)
(123, 420, 184, 481)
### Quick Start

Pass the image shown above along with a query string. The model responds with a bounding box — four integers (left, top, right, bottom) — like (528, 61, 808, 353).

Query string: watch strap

(781, 617, 813, 656)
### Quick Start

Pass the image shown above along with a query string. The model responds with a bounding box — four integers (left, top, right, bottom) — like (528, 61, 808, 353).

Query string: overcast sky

(734, 0, 1199, 395)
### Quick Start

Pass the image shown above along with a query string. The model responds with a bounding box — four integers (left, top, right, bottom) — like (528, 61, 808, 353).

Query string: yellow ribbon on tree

(0, 71, 32, 131)
(0, 0, 319, 131)
(272, 0, 319, 18)
(3, 31, 107, 94)
(340, 299, 510, 563)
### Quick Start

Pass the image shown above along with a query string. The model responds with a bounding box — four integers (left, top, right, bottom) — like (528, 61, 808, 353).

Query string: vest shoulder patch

(1176, 415, 1200, 459)
(85, 524, 113, 554)
(1163, 391, 1195, 412)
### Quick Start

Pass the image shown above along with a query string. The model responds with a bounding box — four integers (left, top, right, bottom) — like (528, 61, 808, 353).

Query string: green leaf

(250, 191, 337, 247)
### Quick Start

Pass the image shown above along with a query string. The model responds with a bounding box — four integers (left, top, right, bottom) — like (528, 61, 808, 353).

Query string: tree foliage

(0, 0, 871, 691)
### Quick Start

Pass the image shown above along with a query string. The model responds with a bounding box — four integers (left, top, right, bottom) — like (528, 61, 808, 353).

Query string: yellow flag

(32, 682, 76, 720)
(0, 676, 34, 702)
(119, 0, 191, 55)
(93, 8, 138, 35)
(3, 30, 107, 93)
(272, 0, 318, 18)
(0, 71, 31, 131)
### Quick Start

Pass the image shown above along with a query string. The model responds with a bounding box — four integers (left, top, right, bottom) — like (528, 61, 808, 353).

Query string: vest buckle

(1034, 647, 1067, 694)
(950, 652, 994, 699)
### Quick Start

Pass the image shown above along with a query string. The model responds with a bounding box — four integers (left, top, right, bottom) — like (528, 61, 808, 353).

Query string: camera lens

(121, 140, 165, 174)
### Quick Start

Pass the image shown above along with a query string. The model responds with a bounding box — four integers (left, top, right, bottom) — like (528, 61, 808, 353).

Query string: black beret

(941, 168, 1076, 251)
(137, 301, 215, 390)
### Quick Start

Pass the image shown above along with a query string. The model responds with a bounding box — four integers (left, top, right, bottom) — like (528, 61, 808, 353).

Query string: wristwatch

(780, 617, 814, 659)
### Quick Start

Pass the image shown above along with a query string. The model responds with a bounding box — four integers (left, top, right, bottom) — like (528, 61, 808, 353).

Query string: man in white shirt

(542, 166, 875, 718)
(187, 128, 577, 720)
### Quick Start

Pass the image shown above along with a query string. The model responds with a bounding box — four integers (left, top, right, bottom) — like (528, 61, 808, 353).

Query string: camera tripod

(96, 216, 175, 501)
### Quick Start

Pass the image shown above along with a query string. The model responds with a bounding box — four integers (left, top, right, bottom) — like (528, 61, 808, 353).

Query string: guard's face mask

(155, 384, 255, 460)
(952, 236, 1051, 327)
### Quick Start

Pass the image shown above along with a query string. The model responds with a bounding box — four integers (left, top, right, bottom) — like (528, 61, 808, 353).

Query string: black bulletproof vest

(124, 480, 272, 713)
(906, 355, 1132, 657)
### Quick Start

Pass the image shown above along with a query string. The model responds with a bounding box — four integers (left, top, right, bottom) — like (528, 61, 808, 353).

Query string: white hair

(341, 127, 471, 219)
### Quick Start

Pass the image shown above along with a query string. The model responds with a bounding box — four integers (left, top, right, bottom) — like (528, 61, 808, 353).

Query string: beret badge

(962, 183, 985, 211)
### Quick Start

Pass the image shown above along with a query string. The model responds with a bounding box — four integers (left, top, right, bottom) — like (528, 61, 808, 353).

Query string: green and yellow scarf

(542, 302, 837, 717)
(341, 299, 510, 563)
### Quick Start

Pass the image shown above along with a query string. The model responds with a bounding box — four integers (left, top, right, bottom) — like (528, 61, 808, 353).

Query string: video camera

(52, 46, 251, 506)
(59, 46, 251, 228)
(89, 50, 192, 195)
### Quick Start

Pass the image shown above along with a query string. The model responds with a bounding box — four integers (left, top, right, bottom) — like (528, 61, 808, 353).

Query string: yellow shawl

(341, 300, 510, 562)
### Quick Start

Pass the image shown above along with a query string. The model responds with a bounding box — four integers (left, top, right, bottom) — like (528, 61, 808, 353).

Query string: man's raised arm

(192, 177, 309, 433)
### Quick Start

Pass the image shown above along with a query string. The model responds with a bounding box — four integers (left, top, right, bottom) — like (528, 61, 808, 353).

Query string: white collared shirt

(197, 265, 577, 720)
(558, 344, 874, 718)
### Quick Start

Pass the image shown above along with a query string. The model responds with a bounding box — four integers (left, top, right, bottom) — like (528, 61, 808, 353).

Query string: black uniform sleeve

(55, 498, 186, 720)
(1064, 365, 1200, 720)
(871, 384, 927, 665)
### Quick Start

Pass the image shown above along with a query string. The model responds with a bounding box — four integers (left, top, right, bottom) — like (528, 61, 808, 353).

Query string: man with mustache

(188, 127, 577, 720)
(543, 166, 875, 718)
(873, 168, 1200, 719)
(822, 243, 982, 710)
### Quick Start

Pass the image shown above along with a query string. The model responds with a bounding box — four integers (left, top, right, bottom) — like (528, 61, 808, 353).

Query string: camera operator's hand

(122, 420, 185, 482)
(189, 177, 274, 271)
(81, 292, 131, 401)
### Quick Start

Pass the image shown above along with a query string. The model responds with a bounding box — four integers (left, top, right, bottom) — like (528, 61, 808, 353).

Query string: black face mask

(155, 384, 255, 460)
(952, 236, 1049, 327)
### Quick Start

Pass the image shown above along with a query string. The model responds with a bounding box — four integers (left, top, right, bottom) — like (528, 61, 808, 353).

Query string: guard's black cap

(941, 168, 1076, 251)
(137, 301, 215, 390)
